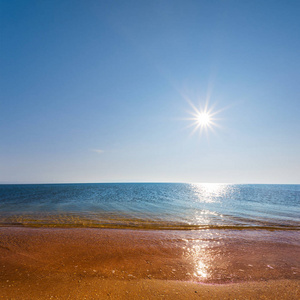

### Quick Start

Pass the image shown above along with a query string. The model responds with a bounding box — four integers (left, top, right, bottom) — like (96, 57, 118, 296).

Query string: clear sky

(1, 0, 299, 184)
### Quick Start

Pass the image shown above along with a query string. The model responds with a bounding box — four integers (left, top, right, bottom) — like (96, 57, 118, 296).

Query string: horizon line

(0, 181, 299, 185)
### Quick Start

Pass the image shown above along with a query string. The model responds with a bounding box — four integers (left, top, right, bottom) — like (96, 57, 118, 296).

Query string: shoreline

(1, 278, 300, 299)
(0, 227, 299, 299)
(1, 224, 299, 231)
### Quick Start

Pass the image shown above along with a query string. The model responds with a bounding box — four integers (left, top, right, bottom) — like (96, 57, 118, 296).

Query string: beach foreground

(0, 227, 299, 299)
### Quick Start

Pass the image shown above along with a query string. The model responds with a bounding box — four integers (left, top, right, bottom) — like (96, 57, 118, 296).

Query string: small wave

(0, 220, 299, 231)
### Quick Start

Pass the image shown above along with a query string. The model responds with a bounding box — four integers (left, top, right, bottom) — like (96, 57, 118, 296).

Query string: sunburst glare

(197, 112, 211, 127)
(185, 99, 222, 136)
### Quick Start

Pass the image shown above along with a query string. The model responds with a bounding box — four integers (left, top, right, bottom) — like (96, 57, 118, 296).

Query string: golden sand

(0, 227, 299, 299)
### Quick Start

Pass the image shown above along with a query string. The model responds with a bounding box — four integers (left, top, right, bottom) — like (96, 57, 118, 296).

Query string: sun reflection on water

(195, 260, 208, 278)
(187, 183, 231, 227)
(182, 231, 223, 281)
(190, 183, 229, 203)
(183, 238, 209, 280)
(191, 243, 209, 279)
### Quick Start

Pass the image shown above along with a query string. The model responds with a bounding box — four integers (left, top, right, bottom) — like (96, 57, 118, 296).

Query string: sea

(0, 183, 299, 230)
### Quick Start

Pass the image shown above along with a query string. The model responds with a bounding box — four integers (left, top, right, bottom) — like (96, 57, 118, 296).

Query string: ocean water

(0, 183, 299, 230)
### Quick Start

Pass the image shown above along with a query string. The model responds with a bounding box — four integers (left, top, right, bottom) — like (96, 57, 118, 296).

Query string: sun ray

(185, 98, 223, 137)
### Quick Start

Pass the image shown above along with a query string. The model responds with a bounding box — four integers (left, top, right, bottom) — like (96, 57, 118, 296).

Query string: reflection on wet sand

(183, 239, 210, 279)
(0, 228, 299, 287)
(181, 229, 300, 283)
(182, 231, 227, 283)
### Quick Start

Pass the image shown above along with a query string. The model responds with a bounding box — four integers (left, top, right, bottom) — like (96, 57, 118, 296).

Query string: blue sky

(1, 0, 299, 184)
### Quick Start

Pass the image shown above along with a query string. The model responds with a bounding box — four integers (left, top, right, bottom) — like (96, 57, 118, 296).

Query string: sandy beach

(0, 227, 299, 299)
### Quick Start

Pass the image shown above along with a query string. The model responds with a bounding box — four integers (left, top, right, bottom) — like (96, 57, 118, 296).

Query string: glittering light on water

(194, 260, 208, 278)
(189, 183, 231, 203)
(183, 235, 220, 281)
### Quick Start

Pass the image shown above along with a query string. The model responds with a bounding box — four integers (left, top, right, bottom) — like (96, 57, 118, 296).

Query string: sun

(196, 112, 211, 127)
(184, 100, 222, 136)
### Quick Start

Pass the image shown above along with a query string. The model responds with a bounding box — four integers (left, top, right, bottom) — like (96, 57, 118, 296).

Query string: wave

(0, 218, 299, 231)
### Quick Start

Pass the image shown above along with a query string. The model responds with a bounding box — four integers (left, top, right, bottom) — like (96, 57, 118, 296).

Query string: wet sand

(0, 227, 299, 299)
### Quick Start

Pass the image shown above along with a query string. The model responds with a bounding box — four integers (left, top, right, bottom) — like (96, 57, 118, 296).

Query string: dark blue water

(0, 183, 299, 230)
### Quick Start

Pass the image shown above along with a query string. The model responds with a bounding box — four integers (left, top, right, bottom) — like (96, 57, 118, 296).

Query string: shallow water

(0, 228, 299, 284)
(0, 183, 299, 230)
